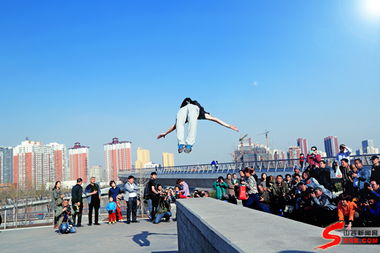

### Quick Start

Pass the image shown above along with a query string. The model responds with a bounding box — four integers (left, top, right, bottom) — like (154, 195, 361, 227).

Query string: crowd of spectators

(49, 144, 379, 234)
(213, 145, 380, 229)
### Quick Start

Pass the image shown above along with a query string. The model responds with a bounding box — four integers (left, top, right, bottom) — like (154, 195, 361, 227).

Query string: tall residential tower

(0, 146, 13, 184)
(69, 142, 89, 182)
(104, 137, 132, 181)
(324, 136, 339, 158)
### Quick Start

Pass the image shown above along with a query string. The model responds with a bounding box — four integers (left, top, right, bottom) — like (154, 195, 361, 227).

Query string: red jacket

(307, 153, 321, 167)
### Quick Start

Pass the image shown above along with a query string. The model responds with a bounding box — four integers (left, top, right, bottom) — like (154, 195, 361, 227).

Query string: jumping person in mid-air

(157, 97, 239, 153)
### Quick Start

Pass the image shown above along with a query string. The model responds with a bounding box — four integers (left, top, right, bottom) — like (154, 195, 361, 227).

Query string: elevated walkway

(176, 198, 379, 253)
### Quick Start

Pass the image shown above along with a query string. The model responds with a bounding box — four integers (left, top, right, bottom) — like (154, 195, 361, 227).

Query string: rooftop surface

(0, 219, 178, 253)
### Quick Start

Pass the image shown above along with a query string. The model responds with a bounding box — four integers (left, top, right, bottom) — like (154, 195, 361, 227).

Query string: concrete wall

(176, 198, 374, 253)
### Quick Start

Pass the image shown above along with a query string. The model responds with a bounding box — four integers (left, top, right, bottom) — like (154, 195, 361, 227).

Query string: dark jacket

(271, 181, 289, 198)
(318, 167, 334, 191)
(259, 190, 272, 204)
(156, 196, 171, 214)
(85, 183, 101, 205)
(71, 184, 83, 204)
(370, 164, 380, 183)
(108, 186, 122, 201)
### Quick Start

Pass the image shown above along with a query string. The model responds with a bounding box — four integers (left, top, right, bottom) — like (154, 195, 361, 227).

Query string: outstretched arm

(157, 124, 176, 139)
(204, 114, 239, 132)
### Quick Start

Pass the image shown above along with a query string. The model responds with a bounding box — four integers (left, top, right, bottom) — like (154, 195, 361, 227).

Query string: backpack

(143, 183, 150, 200)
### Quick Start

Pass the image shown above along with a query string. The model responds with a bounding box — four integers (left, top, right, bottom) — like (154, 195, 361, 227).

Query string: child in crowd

(106, 197, 117, 224)
(116, 194, 124, 222)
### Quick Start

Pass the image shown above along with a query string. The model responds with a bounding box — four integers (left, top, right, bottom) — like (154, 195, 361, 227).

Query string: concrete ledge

(176, 198, 377, 253)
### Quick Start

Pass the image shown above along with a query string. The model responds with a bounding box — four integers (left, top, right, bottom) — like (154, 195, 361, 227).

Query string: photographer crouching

(56, 199, 76, 234)
(153, 189, 173, 224)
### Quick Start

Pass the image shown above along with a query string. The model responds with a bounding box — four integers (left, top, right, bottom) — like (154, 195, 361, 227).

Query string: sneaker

(131, 220, 140, 223)
(108, 222, 111, 225)
(94, 223, 101, 226)
(178, 144, 185, 153)
(184, 145, 192, 153)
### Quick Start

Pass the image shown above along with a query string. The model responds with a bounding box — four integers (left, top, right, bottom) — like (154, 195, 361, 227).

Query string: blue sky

(0, 0, 379, 166)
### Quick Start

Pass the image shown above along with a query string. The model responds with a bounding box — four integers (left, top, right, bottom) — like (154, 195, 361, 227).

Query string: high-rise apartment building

(324, 136, 339, 157)
(89, 165, 104, 182)
(362, 139, 379, 154)
(288, 146, 302, 160)
(296, 138, 308, 155)
(162, 152, 175, 167)
(0, 146, 13, 184)
(135, 147, 151, 169)
(104, 137, 132, 181)
(69, 142, 89, 182)
(13, 140, 65, 188)
(46, 142, 67, 181)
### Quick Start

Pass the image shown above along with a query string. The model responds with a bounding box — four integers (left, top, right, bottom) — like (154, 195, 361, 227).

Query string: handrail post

(13, 207, 16, 228)
(4, 210, 6, 230)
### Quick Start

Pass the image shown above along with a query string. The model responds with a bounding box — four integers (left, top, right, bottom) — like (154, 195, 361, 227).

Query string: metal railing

(0, 187, 116, 230)
(0, 200, 149, 230)
(154, 154, 378, 175)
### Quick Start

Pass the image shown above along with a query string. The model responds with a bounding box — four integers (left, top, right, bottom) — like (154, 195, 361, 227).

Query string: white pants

(176, 104, 200, 146)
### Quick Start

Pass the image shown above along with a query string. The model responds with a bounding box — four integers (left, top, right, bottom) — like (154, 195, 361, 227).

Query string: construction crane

(239, 134, 248, 145)
(238, 134, 248, 163)
(257, 130, 270, 148)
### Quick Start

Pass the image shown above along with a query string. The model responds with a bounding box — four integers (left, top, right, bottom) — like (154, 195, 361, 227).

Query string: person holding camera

(306, 146, 322, 169)
(213, 176, 228, 200)
(56, 199, 76, 234)
(71, 178, 84, 227)
(270, 175, 289, 215)
(153, 190, 172, 224)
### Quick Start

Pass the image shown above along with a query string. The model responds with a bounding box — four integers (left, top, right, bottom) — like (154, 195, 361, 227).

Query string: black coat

(370, 164, 380, 183)
(71, 184, 83, 204)
(318, 167, 334, 191)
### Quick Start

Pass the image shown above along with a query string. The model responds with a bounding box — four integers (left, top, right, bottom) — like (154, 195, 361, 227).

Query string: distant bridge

(119, 154, 377, 188)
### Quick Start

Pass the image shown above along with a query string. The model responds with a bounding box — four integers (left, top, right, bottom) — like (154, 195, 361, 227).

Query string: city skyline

(1, 135, 379, 186)
(0, 1, 379, 166)
(2, 135, 380, 167)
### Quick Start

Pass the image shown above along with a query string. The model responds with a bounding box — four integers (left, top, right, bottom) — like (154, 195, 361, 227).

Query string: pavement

(0, 218, 178, 253)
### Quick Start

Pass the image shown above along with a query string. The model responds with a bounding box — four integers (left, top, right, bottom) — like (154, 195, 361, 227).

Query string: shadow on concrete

(131, 231, 177, 247)
(278, 251, 315, 253)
